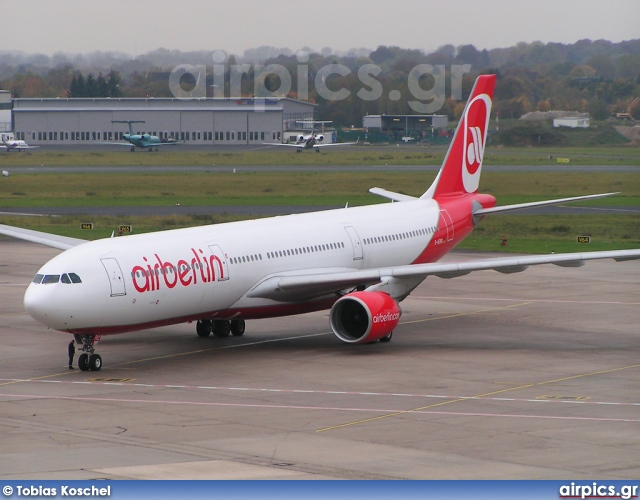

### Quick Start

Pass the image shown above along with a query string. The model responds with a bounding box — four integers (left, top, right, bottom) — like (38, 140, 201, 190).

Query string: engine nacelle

(330, 291, 401, 344)
(297, 135, 306, 142)
(142, 134, 151, 141)
(315, 134, 324, 143)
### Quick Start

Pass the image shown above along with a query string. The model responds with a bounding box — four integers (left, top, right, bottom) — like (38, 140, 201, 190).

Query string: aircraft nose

(24, 284, 51, 325)
(23, 284, 68, 328)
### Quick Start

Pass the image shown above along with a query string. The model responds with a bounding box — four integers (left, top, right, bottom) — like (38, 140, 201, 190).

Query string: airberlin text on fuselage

(131, 248, 225, 293)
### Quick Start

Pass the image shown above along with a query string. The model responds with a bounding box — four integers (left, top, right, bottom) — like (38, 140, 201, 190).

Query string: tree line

(67, 70, 122, 98)
(1, 39, 639, 125)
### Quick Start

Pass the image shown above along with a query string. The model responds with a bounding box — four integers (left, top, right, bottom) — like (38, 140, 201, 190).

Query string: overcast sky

(4, 0, 638, 57)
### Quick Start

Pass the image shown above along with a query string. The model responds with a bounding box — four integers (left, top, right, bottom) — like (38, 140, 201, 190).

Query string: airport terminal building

(11, 97, 316, 145)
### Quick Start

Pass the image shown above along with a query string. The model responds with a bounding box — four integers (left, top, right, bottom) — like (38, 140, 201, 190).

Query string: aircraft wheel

(379, 332, 393, 343)
(130, 147, 135, 152)
(213, 320, 231, 337)
(196, 319, 211, 337)
(230, 320, 245, 336)
(89, 354, 102, 371)
(78, 353, 90, 371)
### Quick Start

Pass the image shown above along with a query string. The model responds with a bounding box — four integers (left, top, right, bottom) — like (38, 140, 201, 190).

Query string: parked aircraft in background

(1, 74, 639, 372)
(264, 121, 358, 152)
(104, 120, 181, 151)
(1, 139, 39, 151)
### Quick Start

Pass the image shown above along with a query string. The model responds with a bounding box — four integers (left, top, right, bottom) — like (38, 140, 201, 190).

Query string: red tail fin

(422, 74, 496, 199)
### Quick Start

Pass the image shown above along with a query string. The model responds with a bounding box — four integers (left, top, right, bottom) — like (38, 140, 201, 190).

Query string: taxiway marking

(315, 363, 640, 432)
(0, 392, 638, 425)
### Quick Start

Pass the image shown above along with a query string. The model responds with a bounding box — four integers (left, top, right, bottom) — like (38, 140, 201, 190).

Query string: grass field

(1, 166, 638, 253)
(1, 171, 639, 207)
(0, 145, 639, 167)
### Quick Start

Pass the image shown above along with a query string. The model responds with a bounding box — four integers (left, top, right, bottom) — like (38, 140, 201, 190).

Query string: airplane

(1, 139, 39, 152)
(1, 74, 639, 373)
(103, 120, 181, 151)
(263, 121, 358, 152)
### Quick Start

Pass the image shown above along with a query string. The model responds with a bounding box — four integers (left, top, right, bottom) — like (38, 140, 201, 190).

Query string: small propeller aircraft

(103, 121, 181, 151)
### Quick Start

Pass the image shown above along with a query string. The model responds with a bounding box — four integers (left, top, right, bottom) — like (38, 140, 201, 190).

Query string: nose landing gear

(74, 334, 102, 371)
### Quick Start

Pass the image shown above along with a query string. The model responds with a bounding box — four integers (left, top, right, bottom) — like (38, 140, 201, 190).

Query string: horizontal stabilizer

(474, 192, 619, 216)
(368, 188, 417, 202)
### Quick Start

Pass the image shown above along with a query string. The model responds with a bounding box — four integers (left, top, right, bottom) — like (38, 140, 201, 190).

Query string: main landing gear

(74, 334, 102, 371)
(196, 319, 245, 338)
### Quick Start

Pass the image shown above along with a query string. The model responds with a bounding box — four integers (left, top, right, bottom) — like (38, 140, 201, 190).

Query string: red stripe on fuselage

(65, 298, 338, 336)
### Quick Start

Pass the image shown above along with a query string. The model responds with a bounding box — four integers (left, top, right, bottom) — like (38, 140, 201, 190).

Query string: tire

(89, 354, 102, 371)
(78, 353, 89, 371)
(213, 320, 231, 337)
(230, 320, 245, 336)
(196, 319, 211, 337)
(379, 332, 393, 343)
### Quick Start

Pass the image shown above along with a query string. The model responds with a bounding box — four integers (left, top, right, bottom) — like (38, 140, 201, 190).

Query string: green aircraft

(107, 120, 182, 151)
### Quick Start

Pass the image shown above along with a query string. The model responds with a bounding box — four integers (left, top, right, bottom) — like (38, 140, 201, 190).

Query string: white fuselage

(25, 199, 443, 334)
(3, 140, 30, 150)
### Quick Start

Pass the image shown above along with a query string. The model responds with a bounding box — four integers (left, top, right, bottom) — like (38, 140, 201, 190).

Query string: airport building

(11, 97, 316, 145)
(0, 90, 11, 133)
(358, 114, 449, 143)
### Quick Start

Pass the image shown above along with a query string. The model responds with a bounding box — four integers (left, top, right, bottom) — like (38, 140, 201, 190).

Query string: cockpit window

(33, 272, 82, 285)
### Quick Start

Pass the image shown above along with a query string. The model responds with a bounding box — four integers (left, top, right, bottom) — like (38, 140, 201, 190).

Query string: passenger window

(42, 275, 60, 284)
(32, 274, 44, 284)
(61, 274, 72, 284)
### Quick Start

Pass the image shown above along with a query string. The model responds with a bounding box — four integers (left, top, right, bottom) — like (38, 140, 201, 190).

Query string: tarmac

(1, 239, 639, 479)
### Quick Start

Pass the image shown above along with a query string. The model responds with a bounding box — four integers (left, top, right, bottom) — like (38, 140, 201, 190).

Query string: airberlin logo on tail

(461, 93, 492, 194)
(131, 248, 226, 293)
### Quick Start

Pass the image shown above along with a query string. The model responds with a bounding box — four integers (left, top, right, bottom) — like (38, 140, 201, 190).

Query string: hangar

(11, 97, 316, 145)
(363, 114, 448, 141)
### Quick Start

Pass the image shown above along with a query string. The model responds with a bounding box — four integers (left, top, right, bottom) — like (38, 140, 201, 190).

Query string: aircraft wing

(315, 141, 359, 148)
(262, 142, 305, 147)
(94, 142, 135, 147)
(247, 249, 640, 302)
(0, 224, 87, 250)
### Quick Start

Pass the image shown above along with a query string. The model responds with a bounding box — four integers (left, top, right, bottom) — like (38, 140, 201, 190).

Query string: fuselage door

(208, 245, 229, 281)
(100, 258, 127, 297)
(344, 226, 363, 260)
(439, 208, 454, 242)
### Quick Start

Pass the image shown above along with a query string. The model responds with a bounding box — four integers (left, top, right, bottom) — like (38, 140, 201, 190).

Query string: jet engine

(315, 134, 324, 143)
(142, 134, 151, 141)
(330, 291, 401, 344)
(298, 135, 306, 142)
